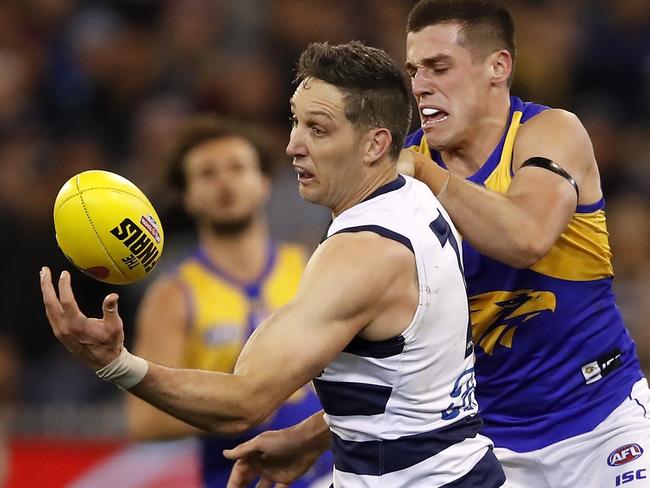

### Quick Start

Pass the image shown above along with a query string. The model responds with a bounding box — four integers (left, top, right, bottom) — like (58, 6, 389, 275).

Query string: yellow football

(53, 170, 164, 285)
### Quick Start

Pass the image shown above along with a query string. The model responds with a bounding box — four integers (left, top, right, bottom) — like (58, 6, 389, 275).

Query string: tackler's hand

(39, 266, 124, 371)
(224, 426, 321, 488)
(397, 149, 416, 177)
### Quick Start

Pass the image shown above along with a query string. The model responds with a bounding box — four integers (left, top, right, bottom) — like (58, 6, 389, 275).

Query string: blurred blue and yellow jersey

(173, 242, 332, 487)
(404, 96, 642, 453)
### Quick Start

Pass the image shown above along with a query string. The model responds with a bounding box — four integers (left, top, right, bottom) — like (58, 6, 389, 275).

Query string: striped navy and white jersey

(315, 175, 505, 487)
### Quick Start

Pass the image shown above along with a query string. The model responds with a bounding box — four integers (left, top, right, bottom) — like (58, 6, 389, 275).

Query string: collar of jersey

(192, 241, 277, 298)
(361, 175, 406, 203)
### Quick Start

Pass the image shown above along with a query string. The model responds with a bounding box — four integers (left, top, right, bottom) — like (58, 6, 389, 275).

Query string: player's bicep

(234, 234, 404, 402)
(513, 109, 598, 204)
(508, 110, 597, 241)
(505, 165, 577, 241)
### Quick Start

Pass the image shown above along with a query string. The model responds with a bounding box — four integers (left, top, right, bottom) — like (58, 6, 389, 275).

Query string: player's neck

(199, 217, 271, 283)
(331, 164, 398, 217)
(440, 91, 511, 178)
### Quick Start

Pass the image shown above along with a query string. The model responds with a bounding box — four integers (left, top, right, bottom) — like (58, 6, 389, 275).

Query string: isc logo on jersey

(608, 444, 644, 467)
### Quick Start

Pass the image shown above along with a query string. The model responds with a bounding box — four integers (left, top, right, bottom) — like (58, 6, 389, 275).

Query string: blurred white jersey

(315, 175, 505, 487)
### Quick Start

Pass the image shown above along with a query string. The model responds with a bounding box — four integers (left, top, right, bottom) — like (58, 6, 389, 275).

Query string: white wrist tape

(95, 347, 149, 390)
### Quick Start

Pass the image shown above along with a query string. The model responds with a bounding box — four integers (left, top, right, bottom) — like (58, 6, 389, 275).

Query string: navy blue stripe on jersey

(313, 378, 392, 416)
(332, 225, 413, 254)
(331, 415, 483, 475)
(343, 335, 405, 358)
(361, 175, 406, 203)
(439, 448, 505, 488)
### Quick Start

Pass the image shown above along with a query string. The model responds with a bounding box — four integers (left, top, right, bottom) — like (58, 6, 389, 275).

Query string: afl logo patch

(140, 215, 161, 243)
(608, 444, 644, 467)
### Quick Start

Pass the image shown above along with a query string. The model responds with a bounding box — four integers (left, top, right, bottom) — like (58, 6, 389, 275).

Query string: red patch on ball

(84, 266, 110, 280)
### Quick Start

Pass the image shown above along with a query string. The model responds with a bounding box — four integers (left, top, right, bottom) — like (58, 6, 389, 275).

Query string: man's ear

(363, 128, 393, 165)
(489, 49, 513, 85)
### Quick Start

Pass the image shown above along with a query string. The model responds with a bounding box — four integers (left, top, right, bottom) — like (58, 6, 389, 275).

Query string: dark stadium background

(0, 1, 647, 486)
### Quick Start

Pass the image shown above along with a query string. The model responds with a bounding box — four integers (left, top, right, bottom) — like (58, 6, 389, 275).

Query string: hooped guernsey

(318, 175, 505, 487)
(404, 95, 643, 453)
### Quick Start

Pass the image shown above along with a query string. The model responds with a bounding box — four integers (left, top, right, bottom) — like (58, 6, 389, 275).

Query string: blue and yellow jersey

(405, 96, 642, 452)
(173, 242, 332, 487)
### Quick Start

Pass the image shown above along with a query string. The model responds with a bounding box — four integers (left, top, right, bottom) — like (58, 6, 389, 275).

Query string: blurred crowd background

(0, 0, 648, 477)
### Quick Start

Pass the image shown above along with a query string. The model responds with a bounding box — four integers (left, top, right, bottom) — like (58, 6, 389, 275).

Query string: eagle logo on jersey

(469, 290, 556, 354)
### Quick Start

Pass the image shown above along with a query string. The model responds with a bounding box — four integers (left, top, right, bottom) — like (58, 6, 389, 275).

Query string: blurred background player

(124, 115, 332, 488)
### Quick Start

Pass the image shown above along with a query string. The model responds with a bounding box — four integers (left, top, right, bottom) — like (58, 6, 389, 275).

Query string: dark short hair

(166, 115, 272, 194)
(296, 41, 412, 159)
(408, 0, 516, 66)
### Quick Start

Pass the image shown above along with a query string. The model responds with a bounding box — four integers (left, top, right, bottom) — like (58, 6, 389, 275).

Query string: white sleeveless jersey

(315, 175, 505, 487)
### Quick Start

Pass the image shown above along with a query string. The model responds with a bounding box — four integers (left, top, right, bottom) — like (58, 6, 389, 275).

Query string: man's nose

(411, 69, 434, 99)
(286, 129, 307, 158)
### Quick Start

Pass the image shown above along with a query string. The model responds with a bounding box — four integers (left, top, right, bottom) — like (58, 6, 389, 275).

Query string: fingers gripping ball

(53, 170, 164, 285)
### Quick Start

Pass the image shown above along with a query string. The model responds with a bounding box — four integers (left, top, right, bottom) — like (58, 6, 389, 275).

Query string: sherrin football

(53, 170, 164, 285)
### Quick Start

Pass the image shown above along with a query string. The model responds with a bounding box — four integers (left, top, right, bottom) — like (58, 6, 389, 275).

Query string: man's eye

(311, 126, 325, 136)
(289, 116, 298, 127)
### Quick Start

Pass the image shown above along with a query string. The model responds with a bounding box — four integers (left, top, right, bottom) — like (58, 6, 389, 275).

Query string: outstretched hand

(224, 427, 322, 488)
(39, 266, 124, 371)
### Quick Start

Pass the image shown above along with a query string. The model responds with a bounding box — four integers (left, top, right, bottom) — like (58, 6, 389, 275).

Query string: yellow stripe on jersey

(262, 244, 306, 310)
(483, 111, 522, 192)
(404, 131, 432, 158)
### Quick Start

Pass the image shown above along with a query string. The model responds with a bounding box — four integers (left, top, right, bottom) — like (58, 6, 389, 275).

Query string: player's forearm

(129, 362, 272, 436)
(298, 410, 331, 454)
(416, 162, 551, 268)
(126, 396, 203, 440)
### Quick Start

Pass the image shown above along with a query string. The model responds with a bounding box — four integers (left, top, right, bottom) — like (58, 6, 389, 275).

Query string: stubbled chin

(299, 186, 327, 208)
(422, 131, 448, 152)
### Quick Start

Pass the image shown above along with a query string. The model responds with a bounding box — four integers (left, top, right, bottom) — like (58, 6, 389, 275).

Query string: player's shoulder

(135, 271, 190, 334)
(300, 231, 414, 305)
(517, 107, 587, 141)
(514, 107, 593, 166)
(140, 272, 187, 310)
(317, 228, 414, 273)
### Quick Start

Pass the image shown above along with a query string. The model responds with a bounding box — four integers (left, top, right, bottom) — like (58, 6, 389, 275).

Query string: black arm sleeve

(520, 157, 579, 200)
